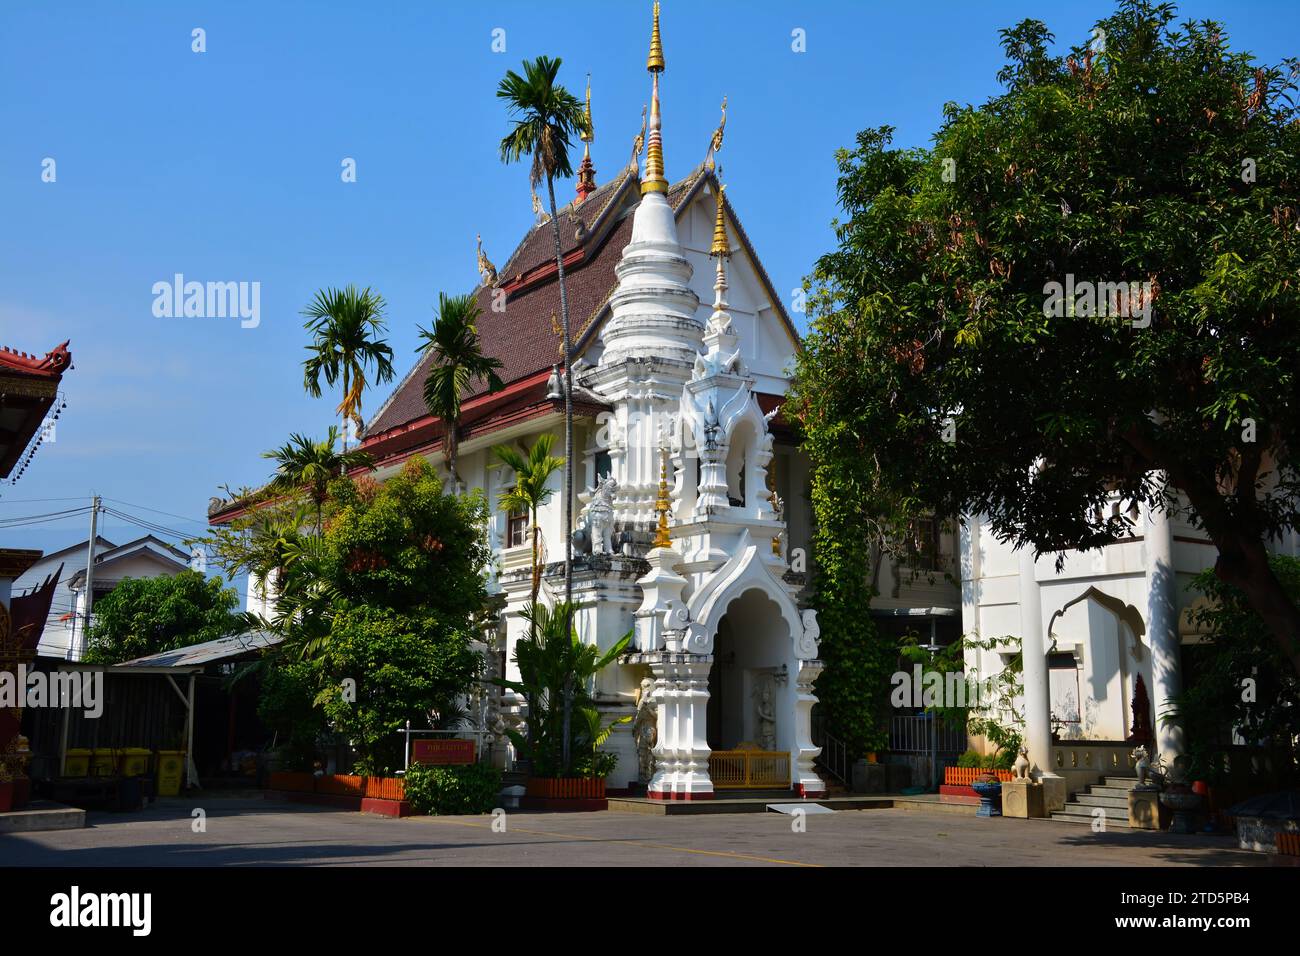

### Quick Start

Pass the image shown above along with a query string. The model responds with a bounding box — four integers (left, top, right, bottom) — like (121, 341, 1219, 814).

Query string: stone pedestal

(1040, 773, 1067, 813)
(1001, 778, 1047, 818)
(1127, 788, 1166, 830)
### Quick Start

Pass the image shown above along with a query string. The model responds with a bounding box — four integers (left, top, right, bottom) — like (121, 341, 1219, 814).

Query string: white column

(1145, 487, 1184, 761)
(647, 651, 714, 800)
(1018, 542, 1065, 810)
(792, 660, 824, 796)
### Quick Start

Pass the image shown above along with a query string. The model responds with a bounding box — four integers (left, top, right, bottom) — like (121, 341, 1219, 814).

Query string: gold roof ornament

(476, 234, 498, 287)
(576, 73, 597, 203)
(647, 2, 665, 73)
(710, 179, 729, 258)
(630, 104, 647, 170)
(652, 446, 673, 548)
(642, 3, 668, 195)
(704, 95, 726, 170)
(582, 73, 595, 144)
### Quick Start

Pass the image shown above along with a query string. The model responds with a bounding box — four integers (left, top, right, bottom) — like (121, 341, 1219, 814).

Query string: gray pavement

(0, 796, 1287, 867)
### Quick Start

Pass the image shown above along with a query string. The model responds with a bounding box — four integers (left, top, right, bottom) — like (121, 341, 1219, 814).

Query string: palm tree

(301, 285, 396, 453)
(497, 56, 589, 608)
(416, 293, 505, 492)
(493, 434, 564, 610)
(263, 426, 374, 531)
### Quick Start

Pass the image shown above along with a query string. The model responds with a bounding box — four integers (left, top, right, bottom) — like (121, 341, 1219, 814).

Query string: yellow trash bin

(64, 748, 92, 776)
(121, 748, 152, 777)
(156, 751, 186, 796)
(91, 748, 119, 776)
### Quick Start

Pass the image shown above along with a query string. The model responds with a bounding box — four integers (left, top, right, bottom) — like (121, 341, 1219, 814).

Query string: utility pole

(76, 495, 101, 661)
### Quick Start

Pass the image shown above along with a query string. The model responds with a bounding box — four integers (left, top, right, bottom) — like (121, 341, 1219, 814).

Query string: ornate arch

(684, 529, 815, 659)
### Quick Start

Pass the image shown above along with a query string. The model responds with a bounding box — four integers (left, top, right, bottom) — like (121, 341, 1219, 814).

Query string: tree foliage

(792, 0, 1300, 672)
(84, 570, 243, 665)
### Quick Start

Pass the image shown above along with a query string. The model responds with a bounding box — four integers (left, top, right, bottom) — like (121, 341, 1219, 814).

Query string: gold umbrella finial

(641, 4, 667, 194)
(710, 179, 729, 258)
(647, 2, 665, 73)
(652, 447, 673, 548)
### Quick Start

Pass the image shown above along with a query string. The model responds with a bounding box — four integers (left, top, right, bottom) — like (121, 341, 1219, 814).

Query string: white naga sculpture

(579, 475, 619, 554)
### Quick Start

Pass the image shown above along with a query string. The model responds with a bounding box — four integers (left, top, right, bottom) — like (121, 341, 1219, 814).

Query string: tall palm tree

(494, 434, 564, 610)
(263, 426, 374, 531)
(301, 285, 396, 453)
(497, 56, 589, 608)
(416, 292, 505, 492)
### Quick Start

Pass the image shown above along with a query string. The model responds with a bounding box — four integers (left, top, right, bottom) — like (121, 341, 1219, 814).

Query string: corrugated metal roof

(116, 631, 282, 668)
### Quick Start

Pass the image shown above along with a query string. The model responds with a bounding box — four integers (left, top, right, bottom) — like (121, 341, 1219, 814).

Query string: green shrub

(403, 763, 501, 816)
(956, 748, 1013, 770)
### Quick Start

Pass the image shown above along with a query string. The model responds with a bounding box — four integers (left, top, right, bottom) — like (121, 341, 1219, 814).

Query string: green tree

(84, 571, 243, 664)
(497, 55, 590, 608)
(793, 1, 1300, 673)
(1171, 556, 1300, 783)
(263, 427, 374, 530)
(493, 434, 564, 608)
(494, 601, 631, 779)
(416, 292, 505, 491)
(302, 285, 396, 447)
(302, 457, 492, 774)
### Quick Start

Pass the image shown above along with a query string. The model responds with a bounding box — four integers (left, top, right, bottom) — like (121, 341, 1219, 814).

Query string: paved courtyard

(0, 796, 1286, 867)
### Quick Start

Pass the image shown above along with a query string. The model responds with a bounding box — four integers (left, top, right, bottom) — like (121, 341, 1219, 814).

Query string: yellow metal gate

(708, 749, 790, 788)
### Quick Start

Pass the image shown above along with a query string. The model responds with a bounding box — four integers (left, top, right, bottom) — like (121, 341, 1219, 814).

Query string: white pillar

(1145, 487, 1184, 761)
(646, 651, 714, 800)
(1018, 542, 1065, 810)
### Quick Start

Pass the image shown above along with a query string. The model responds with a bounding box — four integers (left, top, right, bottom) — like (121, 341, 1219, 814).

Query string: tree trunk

(1120, 426, 1300, 678)
(1211, 533, 1300, 676)
(447, 416, 459, 492)
(546, 173, 576, 774)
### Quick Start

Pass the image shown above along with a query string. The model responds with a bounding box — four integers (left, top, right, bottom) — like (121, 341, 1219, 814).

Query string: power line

(102, 497, 209, 527)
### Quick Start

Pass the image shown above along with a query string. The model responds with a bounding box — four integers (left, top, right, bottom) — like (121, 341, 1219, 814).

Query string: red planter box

(525, 777, 606, 800)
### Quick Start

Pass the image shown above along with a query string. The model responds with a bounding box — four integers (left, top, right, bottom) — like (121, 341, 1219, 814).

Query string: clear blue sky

(2, 0, 1297, 562)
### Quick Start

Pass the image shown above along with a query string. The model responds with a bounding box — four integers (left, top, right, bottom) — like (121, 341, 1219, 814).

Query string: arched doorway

(704, 587, 795, 788)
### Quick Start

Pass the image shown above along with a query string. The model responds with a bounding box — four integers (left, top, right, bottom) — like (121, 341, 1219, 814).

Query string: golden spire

(641, 3, 667, 195)
(710, 180, 729, 258)
(576, 73, 597, 203)
(647, 2, 665, 72)
(582, 73, 594, 144)
(652, 447, 673, 548)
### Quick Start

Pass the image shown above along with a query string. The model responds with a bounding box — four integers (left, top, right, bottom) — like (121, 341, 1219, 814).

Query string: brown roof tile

(365, 169, 704, 439)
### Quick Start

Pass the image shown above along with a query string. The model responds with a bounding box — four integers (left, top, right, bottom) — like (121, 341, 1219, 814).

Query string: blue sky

(2, 0, 1297, 564)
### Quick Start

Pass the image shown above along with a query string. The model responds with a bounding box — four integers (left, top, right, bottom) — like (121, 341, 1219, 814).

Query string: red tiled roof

(1, 340, 72, 480)
(0, 341, 71, 380)
(365, 169, 705, 441)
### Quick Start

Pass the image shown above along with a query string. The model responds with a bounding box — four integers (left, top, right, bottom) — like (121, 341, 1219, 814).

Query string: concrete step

(1101, 776, 1140, 790)
(1090, 785, 1138, 799)
(1075, 793, 1129, 809)
(1052, 806, 1132, 828)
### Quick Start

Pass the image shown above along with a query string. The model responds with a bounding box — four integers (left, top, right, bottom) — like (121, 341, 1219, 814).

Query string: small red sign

(412, 738, 476, 766)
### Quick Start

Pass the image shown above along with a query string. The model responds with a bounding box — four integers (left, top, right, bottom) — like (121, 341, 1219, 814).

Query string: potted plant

(494, 601, 631, 805)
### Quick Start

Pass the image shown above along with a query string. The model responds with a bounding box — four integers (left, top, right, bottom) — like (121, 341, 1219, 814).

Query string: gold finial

(647, 2, 665, 73)
(630, 104, 647, 170)
(652, 447, 673, 548)
(581, 73, 594, 144)
(641, 4, 667, 194)
(705, 95, 726, 169)
(476, 234, 498, 287)
(710, 181, 729, 258)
